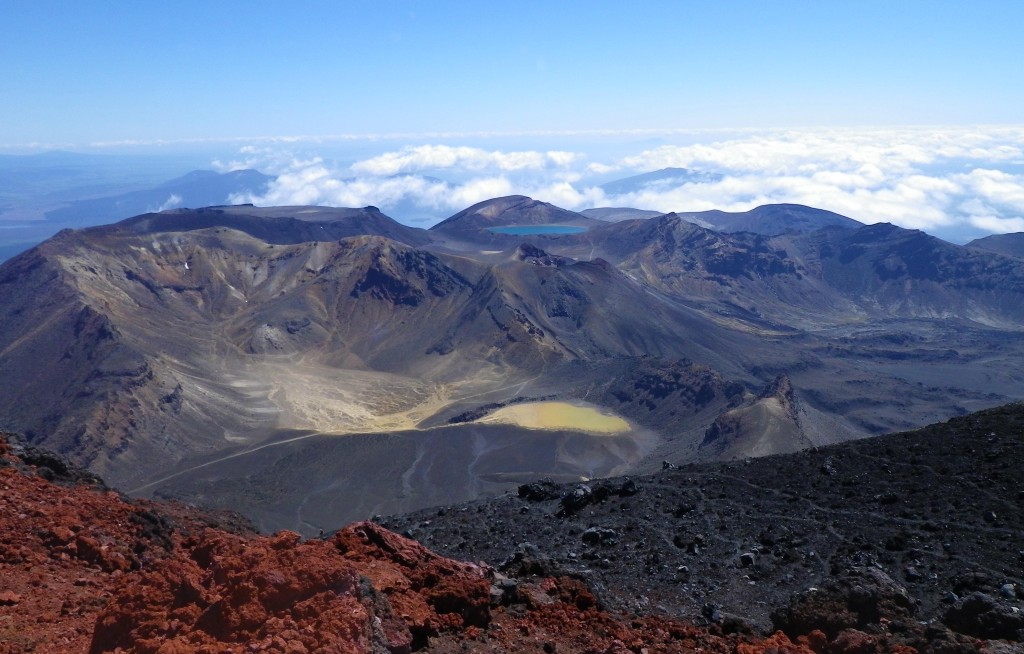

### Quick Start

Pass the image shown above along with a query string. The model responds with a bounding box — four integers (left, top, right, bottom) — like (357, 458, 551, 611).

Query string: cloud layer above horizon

(222, 126, 1024, 241)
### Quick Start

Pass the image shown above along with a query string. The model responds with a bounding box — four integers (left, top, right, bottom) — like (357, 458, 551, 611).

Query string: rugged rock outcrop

(2, 409, 1023, 653)
(700, 374, 811, 458)
(88, 522, 495, 654)
(0, 431, 798, 654)
(385, 403, 1024, 651)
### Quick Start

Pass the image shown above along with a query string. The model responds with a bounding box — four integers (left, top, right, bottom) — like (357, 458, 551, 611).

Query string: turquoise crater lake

(487, 225, 588, 235)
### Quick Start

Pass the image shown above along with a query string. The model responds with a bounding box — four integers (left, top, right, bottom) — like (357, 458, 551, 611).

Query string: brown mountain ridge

(0, 198, 1022, 534)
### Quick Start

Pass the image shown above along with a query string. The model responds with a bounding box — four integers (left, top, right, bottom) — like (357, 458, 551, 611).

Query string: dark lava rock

(581, 527, 618, 545)
(500, 542, 564, 578)
(384, 402, 1024, 640)
(771, 567, 916, 638)
(518, 478, 561, 502)
(557, 478, 639, 516)
(943, 592, 1024, 641)
(616, 478, 639, 496)
(2, 432, 105, 487)
(558, 484, 593, 515)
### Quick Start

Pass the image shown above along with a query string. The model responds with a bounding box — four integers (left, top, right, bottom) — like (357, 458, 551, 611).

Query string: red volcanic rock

(89, 530, 374, 653)
(0, 591, 21, 606)
(2, 431, 1017, 653)
(0, 430, 796, 654)
(825, 629, 919, 654)
(332, 522, 493, 637)
(0, 436, 176, 653)
(736, 631, 816, 654)
(88, 523, 498, 654)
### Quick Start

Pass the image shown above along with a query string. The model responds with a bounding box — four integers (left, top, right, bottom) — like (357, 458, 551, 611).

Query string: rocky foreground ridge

(383, 402, 1024, 650)
(2, 408, 1024, 654)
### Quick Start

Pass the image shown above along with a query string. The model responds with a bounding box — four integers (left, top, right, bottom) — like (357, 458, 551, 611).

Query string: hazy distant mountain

(44, 169, 273, 226)
(0, 151, 208, 206)
(598, 167, 723, 196)
(583, 203, 861, 235)
(0, 243, 28, 261)
(966, 232, 1024, 259)
(0, 153, 219, 263)
(677, 203, 863, 235)
(580, 207, 663, 222)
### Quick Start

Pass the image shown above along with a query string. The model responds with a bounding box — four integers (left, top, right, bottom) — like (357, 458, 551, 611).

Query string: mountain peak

(431, 195, 594, 231)
(967, 231, 1024, 259)
(676, 204, 862, 236)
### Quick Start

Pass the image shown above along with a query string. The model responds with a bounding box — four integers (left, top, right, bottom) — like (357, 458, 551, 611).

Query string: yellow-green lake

(476, 401, 630, 434)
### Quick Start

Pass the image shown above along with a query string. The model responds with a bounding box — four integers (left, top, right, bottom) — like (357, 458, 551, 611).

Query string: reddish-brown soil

(1, 431, 791, 654)
(0, 423, 1019, 654)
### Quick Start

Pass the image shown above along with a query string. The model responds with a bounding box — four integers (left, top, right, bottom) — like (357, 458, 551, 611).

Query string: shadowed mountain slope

(967, 231, 1024, 260)
(596, 213, 860, 328)
(115, 203, 432, 246)
(595, 213, 1024, 328)
(0, 206, 757, 492)
(801, 223, 1024, 326)
(1, 199, 1023, 536)
(581, 203, 860, 234)
(678, 203, 862, 235)
(699, 374, 811, 459)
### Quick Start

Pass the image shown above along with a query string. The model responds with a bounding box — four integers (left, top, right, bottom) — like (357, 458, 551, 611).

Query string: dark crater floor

(382, 402, 1024, 635)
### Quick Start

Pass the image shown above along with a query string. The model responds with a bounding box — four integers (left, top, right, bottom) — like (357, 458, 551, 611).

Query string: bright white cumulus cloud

(232, 163, 453, 211)
(351, 145, 582, 175)
(228, 126, 1024, 239)
(606, 127, 1024, 236)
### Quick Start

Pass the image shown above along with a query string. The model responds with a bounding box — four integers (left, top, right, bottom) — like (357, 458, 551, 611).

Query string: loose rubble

(2, 403, 1024, 653)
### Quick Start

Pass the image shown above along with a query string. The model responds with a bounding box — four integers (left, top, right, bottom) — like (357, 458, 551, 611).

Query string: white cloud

(223, 126, 1024, 237)
(212, 148, 320, 174)
(232, 163, 451, 210)
(447, 177, 515, 207)
(351, 145, 582, 175)
(955, 168, 1024, 212)
(619, 128, 1024, 177)
(546, 151, 580, 167)
(968, 215, 1024, 233)
(598, 127, 1024, 236)
(153, 193, 183, 212)
(586, 162, 618, 175)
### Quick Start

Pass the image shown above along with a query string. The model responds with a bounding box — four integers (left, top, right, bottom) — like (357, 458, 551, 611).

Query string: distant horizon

(7, 122, 1024, 156)
(2, 123, 1024, 246)
(2, 1, 1022, 243)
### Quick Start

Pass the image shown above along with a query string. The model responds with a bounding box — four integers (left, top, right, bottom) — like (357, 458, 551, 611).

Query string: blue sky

(2, 1, 1023, 241)
(3, 1, 1023, 147)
